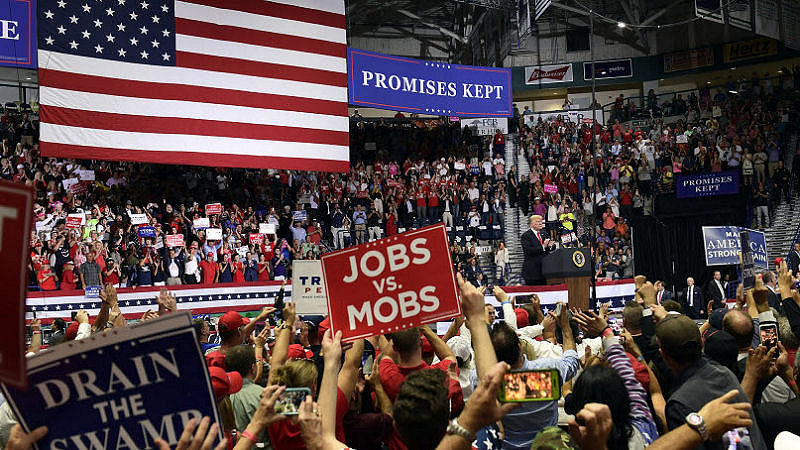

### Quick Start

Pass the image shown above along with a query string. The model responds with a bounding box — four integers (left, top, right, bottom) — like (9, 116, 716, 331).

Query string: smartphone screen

(274, 387, 312, 415)
(759, 324, 779, 354)
(362, 354, 374, 376)
(498, 369, 561, 403)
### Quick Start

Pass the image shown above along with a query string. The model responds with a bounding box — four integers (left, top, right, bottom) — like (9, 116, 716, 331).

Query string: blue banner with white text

(0, 0, 35, 68)
(677, 171, 739, 198)
(347, 47, 512, 117)
(1, 314, 221, 449)
(702, 226, 768, 269)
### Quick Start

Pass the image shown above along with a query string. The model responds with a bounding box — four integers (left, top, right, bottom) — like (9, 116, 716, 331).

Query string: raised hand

(571, 309, 608, 338)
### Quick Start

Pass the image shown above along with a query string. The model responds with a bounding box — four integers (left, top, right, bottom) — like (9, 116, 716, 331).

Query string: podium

(542, 248, 592, 310)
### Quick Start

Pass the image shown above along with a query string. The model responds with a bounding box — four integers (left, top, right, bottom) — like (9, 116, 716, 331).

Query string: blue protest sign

(292, 210, 307, 222)
(0, 0, 36, 69)
(702, 226, 768, 268)
(583, 59, 633, 80)
(677, 171, 739, 198)
(347, 47, 512, 117)
(741, 230, 755, 291)
(1, 313, 221, 449)
(138, 226, 156, 238)
(84, 285, 101, 298)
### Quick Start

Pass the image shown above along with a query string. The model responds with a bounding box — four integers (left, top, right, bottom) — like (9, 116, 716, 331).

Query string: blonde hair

(529, 214, 543, 224)
(271, 359, 318, 391)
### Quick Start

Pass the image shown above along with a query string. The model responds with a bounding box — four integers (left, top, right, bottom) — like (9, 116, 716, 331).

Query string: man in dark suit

(705, 270, 727, 311)
(654, 280, 673, 304)
(761, 271, 782, 313)
(789, 242, 800, 275)
(680, 277, 704, 319)
(521, 214, 554, 286)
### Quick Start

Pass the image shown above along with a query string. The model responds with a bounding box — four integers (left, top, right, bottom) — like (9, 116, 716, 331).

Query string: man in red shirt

(493, 129, 505, 154)
(199, 252, 219, 284)
(37, 262, 58, 290)
(378, 326, 462, 404)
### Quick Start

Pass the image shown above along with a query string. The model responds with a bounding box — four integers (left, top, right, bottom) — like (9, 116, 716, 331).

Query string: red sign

(69, 181, 89, 195)
(0, 180, 33, 388)
(320, 224, 460, 342)
(205, 203, 223, 215)
(249, 233, 264, 244)
(544, 183, 558, 194)
(65, 216, 83, 229)
(165, 234, 184, 247)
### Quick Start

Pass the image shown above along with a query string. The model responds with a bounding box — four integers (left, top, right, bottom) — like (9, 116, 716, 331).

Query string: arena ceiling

(345, 0, 740, 63)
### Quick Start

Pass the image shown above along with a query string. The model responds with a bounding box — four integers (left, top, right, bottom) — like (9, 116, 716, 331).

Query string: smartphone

(274, 387, 312, 415)
(759, 323, 779, 356)
(254, 321, 266, 336)
(362, 354, 375, 376)
(554, 304, 562, 317)
(498, 369, 561, 403)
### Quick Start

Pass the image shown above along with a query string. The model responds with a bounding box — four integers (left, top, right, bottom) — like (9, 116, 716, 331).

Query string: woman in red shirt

(385, 207, 398, 236)
(257, 253, 271, 281)
(232, 255, 245, 283)
(104, 261, 121, 287)
(60, 261, 77, 290)
(37, 263, 58, 290)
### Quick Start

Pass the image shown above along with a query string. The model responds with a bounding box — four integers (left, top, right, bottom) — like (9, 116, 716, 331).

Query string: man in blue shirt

(490, 309, 580, 449)
(352, 204, 367, 244)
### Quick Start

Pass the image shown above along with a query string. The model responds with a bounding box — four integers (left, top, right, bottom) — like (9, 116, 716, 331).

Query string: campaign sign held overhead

(702, 226, 768, 269)
(320, 224, 461, 342)
(347, 48, 512, 117)
(1, 313, 221, 449)
(0, 0, 36, 69)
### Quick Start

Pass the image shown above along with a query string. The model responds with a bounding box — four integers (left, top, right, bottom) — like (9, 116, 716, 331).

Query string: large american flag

(37, 0, 349, 172)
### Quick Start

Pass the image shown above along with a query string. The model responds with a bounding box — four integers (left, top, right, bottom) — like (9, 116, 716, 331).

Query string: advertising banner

(205, 228, 223, 241)
(583, 59, 633, 80)
(0, 0, 36, 69)
(193, 217, 210, 229)
(0, 181, 32, 388)
(1, 314, 222, 449)
(676, 171, 739, 198)
(137, 226, 156, 238)
(205, 203, 223, 215)
(523, 109, 603, 126)
(524, 63, 574, 84)
(702, 226, 768, 268)
(292, 260, 328, 315)
(347, 47, 512, 117)
(460, 117, 508, 136)
(664, 48, 715, 73)
(166, 234, 184, 247)
(723, 38, 777, 63)
(320, 224, 461, 342)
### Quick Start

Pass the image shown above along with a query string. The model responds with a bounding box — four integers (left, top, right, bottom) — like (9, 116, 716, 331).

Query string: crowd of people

(8, 263, 800, 450)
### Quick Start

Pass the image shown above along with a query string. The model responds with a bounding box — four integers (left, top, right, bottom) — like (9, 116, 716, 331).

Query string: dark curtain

(631, 211, 743, 296)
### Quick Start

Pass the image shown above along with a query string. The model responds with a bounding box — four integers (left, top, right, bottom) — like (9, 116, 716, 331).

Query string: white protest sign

(259, 223, 276, 235)
(193, 217, 210, 229)
(206, 228, 223, 240)
(129, 213, 148, 225)
(61, 177, 79, 191)
(77, 169, 95, 181)
(291, 260, 328, 315)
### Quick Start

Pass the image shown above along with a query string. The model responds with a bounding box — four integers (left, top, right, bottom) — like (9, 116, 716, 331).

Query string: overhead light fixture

(617, 22, 626, 28)
(25, 76, 31, 80)
(601, 71, 607, 75)
(706, 81, 711, 84)
(729, 90, 738, 94)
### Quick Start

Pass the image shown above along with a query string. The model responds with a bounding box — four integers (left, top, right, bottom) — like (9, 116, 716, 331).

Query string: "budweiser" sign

(524, 64, 574, 84)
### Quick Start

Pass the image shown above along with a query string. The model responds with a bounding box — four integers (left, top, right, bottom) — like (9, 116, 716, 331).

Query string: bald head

(722, 309, 754, 351)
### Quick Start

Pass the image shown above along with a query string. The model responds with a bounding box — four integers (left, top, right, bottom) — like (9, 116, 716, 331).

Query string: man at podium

(522, 215, 556, 285)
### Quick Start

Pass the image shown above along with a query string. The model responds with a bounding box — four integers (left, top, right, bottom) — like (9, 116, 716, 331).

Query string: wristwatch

(685, 412, 709, 441)
(447, 418, 476, 443)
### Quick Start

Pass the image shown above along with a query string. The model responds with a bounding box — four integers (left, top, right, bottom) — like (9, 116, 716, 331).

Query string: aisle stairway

(502, 135, 530, 284)
(765, 130, 800, 267)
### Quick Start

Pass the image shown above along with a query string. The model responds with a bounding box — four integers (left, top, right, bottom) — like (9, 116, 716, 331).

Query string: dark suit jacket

(521, 229, 549, 284)
(788, 250, 800, 275)
(681, 286, 704, 319)
(705, 279, 727, 309)
(656, 289, 673, 303)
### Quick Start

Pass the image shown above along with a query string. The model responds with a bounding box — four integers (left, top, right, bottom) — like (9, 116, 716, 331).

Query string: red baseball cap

(217, 311, 248, 333)
(514, 308, 530, 328)
(209, 366, 243, 399)
(205, 351, 226, 369)
(318, 317, 330, 336)
(65, 322, 80, 341)
(420, 336, 434, 354)
(288, 344, 312, 360)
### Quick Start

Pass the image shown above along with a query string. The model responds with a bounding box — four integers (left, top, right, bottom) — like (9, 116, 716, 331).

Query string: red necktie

(536, 231, 543, 245)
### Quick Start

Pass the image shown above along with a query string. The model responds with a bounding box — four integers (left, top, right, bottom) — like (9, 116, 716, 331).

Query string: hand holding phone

(498, 369, 560, 403)
(274, 387, 312, 415)
(759, 323, 779, 358)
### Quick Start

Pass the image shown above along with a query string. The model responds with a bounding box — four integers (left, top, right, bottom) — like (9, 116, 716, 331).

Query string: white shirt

(169, 261, 180, 278)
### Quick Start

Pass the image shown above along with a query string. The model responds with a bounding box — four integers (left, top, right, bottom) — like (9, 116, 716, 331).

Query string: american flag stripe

(38, 69, 346, 116)
(38, 0, 349, 171)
